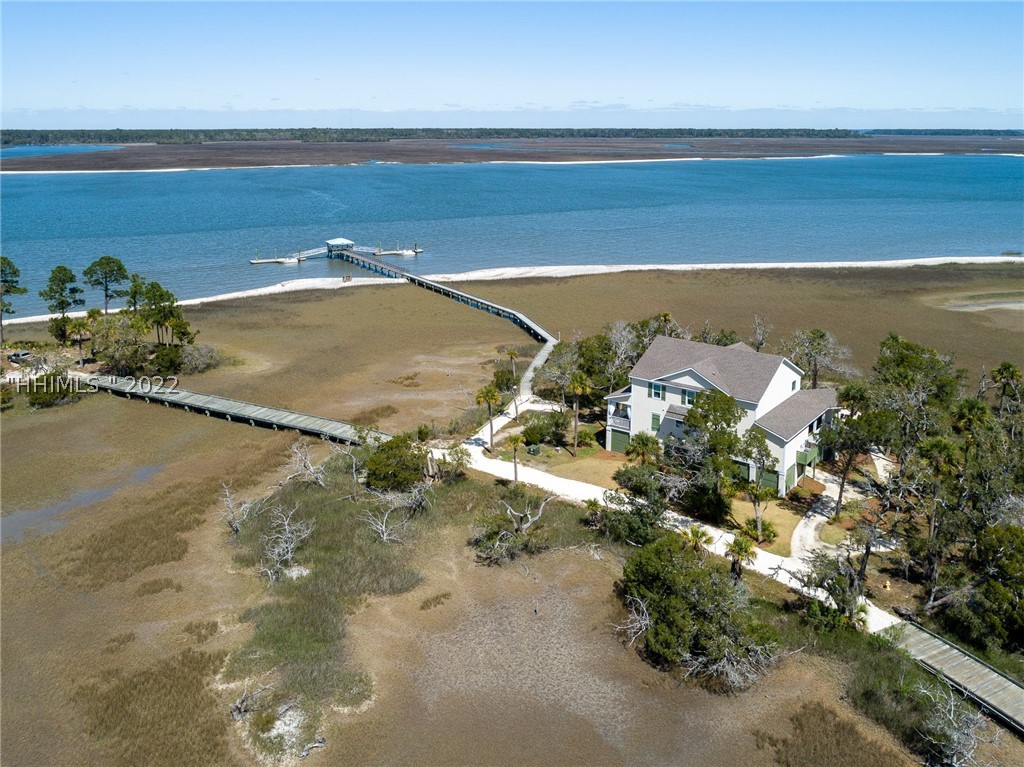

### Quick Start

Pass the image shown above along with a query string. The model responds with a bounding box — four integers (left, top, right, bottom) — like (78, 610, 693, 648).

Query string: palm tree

(507, 348, 519, 379)
(726, 535, 757, 581)
(476, 385, 502, 453)
(624, 432, 660, 465)
(992, 361, 1021, 416)
(507, 433, 525, 485)
(951, 397, 994, 473)
(681, 525, 713, 559)
(567, 370, 592, 457)
(67, 317, 91, 367)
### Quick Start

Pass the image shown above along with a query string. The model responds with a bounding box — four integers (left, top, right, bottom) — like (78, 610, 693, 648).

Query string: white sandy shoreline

(2, 153, 1022, 174)
(8, 256, 1022, 326)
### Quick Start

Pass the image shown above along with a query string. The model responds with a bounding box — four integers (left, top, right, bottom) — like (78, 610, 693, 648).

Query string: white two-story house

(605, 336, 837, 495)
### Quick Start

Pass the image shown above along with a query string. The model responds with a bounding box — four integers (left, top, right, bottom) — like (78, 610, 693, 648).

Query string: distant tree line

(2, 127, 866, 146)
(860, 129, 1024, 136)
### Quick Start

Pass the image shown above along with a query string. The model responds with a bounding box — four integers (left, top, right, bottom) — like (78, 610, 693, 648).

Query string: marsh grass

(184, 620, 219, 645)
(61, 478, 216, 589)
(749, 594, 942, 758)
(420, 591, 453, 610)
(755, 701, 906, 766)
(74, 648, 229, 767)
(102, 632, 137, 654)
(349, 404, 398, 427)
(225, 455, 422, 709)
(135, 578, 184, 596)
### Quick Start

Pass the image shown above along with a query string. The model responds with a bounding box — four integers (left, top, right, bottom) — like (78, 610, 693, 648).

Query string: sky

(2, 1, 1022, 130)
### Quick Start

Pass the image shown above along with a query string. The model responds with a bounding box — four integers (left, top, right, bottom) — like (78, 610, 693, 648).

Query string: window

(792, 381, 797, 391)
(651, 413, 661, 431)
(648, 383, 665, 400)
(682, 388, 697, 406)
(674, 420, 684, 428)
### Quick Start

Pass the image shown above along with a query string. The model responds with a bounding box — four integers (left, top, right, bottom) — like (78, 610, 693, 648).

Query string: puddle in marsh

(1, 464, 163, 544)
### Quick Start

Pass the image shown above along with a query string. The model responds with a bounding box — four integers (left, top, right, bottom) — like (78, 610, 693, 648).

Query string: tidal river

(2, 154, 1021, 316)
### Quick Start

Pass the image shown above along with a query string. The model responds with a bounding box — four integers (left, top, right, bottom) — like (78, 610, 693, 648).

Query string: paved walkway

(447, 398, 900, 634)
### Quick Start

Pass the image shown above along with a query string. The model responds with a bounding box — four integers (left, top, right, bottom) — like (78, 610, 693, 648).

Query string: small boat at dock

(250, 255, 305, 264)
(374, 242, 423, 257)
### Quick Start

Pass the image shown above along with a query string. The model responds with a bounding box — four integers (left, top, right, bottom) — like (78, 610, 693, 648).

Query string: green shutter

(651, 413, 661, 431)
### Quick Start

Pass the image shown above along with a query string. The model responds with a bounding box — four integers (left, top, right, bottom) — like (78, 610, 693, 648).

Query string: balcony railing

(608, 415, 631, 431)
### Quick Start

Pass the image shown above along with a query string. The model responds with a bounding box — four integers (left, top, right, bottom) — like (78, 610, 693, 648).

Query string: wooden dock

(329, 250, 557, 345)
(899, 622, 1024, 735)
(86, 375, 388, 445)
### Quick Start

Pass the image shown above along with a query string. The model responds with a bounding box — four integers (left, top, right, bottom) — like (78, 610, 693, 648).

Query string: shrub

(149, 344, 181, 375)
(364, 433, 428, 491)
(492, 368, 516, 392)
(178, 343, 222, 374)
(415, 423, 431, 442)
(27, 372, 83, 408)
(620, 535, 777, 688)
(47, 316, 70, 345)
(742, 517, 778, 544)
(0, 386, 13, 411)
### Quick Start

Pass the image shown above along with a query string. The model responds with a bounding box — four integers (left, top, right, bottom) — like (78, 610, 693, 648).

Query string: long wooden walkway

(332, 251, 557, 345)
(86, 375, 388, 445)
(899, 622, 1024, 735)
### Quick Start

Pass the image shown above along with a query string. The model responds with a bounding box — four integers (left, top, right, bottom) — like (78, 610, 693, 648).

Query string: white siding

(756, 362, 803, 418)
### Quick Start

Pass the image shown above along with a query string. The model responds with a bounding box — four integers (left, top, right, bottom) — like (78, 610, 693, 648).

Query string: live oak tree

(620, 535, 776, 689)
(83, 255, 129, 313)
(0, 256, 28, 346)
(682, 389, 744, 498)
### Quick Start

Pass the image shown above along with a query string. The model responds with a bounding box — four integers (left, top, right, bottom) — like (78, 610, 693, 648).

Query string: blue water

(1, 154, 1021, 316)
(1, 144, 123, 159)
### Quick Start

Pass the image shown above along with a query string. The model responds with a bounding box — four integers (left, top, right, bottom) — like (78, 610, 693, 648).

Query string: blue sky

(2, 1, 1022, 129)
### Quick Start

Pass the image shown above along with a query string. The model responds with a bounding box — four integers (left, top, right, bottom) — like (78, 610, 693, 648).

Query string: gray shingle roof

(755, 388, 838, 441)
(630, 336, 791, 403)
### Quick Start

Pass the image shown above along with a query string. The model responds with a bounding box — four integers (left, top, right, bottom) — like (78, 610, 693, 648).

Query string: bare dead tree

(915, 680, 996, 767)
(361, 482, 432, 543)
(503, 495, 553, 534)
(361, 506, 410, 543)
(286, 442, 327, 487)
(330, 441, 365, 484)
(605, 320, 638, 393)
(751, 315, 773, 352)
(260, 504, 315, 583)
(230, 683, 272, 721)
(300, 737, 327, 759)
(611, 594, 651, 646)
(220, 482, 265, 539)
(975, 367, 995, 401)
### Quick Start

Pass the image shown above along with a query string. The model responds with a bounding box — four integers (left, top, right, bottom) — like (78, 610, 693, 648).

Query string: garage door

(609, 429, 630, 453)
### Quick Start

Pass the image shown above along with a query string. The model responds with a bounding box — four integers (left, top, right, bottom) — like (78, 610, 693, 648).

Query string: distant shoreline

(3, 135, 1022, 172)
(8, 256, 1022, 326)
(4, 152, 1022, 175)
